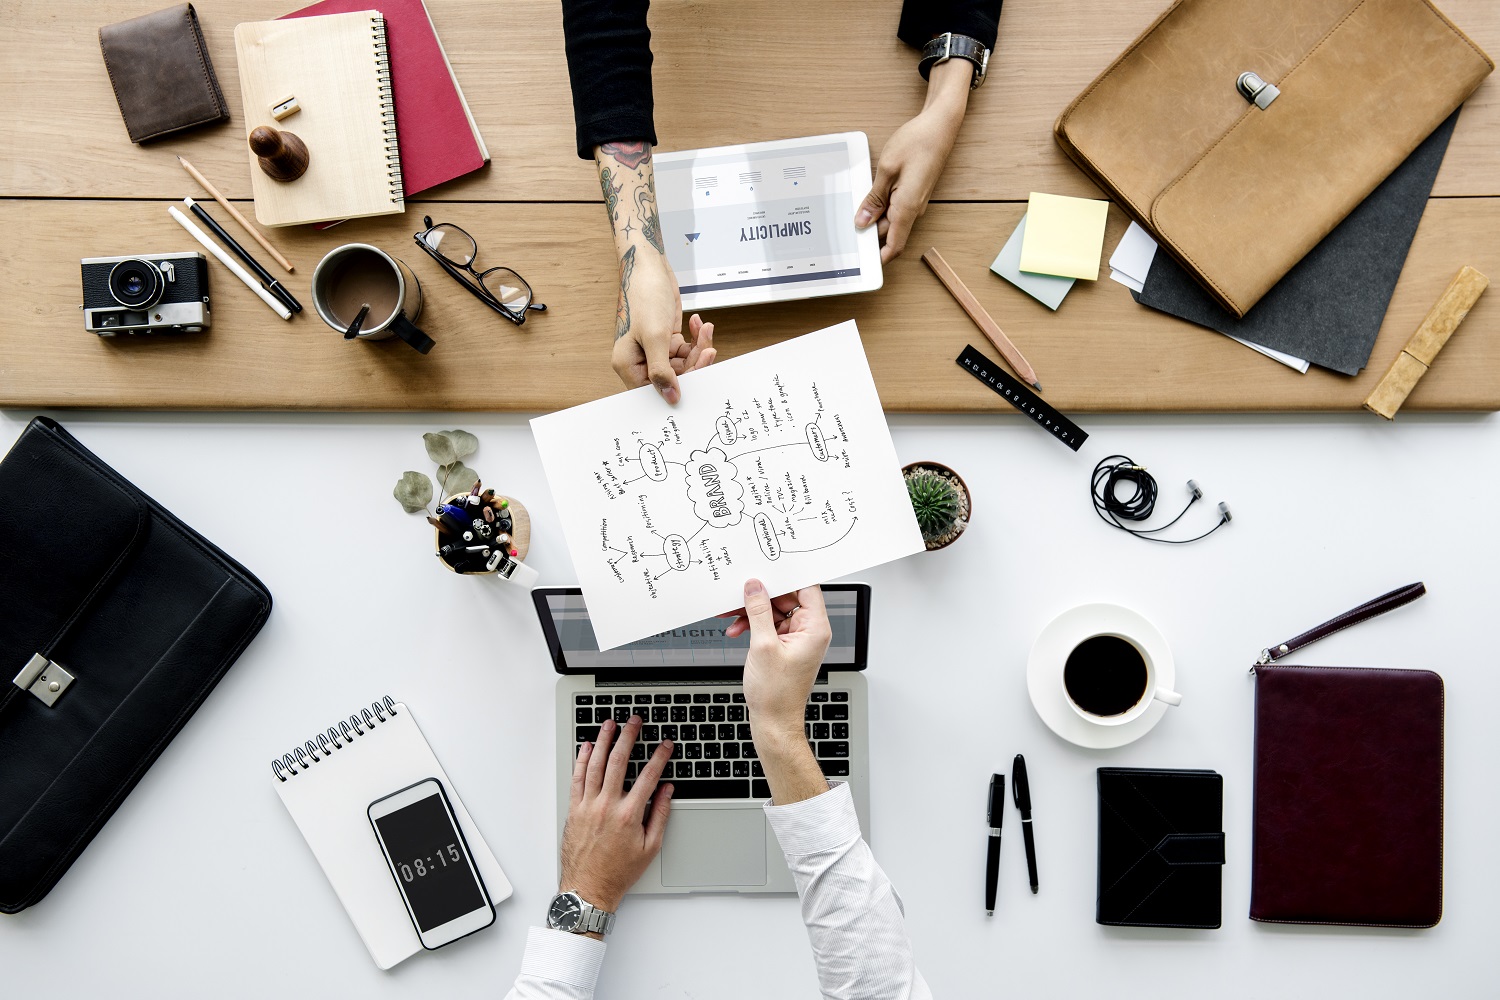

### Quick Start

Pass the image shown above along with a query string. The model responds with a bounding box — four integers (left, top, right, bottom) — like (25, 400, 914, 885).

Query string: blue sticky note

(990, 214, 1076, 310)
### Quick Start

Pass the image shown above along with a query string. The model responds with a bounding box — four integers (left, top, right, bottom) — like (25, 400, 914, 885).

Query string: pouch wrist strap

(1258, 582, 1425, 666)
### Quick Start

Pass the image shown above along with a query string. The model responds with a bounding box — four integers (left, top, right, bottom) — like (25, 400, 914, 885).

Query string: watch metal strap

(581, 904, 616, 936)
(919, 32, 990, 89)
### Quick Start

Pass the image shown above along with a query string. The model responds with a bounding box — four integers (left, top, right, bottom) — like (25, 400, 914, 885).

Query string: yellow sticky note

(1018, 192, 1110, 281)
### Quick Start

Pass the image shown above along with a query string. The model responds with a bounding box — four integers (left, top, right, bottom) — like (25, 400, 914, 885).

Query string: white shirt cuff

(763, 781, 862, 856)
(519, 926, 607, 989)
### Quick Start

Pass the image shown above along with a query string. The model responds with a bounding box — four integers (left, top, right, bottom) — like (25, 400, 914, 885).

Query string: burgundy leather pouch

(1249, 583, 1443, 927)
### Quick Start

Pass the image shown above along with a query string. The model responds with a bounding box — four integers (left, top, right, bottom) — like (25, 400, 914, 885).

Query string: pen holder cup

(434, 493, 534, 581)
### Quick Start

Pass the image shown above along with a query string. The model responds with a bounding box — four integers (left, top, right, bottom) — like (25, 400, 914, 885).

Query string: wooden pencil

(177, 156, 295, 274)
(923, 247, 1041, 391)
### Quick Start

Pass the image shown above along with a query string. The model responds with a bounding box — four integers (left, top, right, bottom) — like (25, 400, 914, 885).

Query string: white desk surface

(2, 406, 1496, 998)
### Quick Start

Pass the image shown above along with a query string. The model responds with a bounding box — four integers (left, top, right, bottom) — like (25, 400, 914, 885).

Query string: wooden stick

(1364, 265, 1489, 419)
(922, 247, 1042, 391)
(177, 156, 295, 274)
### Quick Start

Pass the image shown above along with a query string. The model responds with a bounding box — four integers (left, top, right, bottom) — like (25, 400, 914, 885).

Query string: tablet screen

(654, 134, 879, 309)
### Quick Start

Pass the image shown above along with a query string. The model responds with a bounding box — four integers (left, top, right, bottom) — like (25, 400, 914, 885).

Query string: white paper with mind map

(530, 321, 923, 650)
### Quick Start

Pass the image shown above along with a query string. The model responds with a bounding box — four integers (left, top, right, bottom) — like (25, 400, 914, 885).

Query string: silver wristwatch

(546, 891, 616, 937)
(919, 32, 991, 89)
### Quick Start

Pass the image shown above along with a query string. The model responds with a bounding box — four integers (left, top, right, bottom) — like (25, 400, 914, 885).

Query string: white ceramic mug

(1061, 632, 1183, 727)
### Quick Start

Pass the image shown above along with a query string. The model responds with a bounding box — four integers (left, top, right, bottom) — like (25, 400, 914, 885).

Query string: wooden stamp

(249, 125, 310, 182)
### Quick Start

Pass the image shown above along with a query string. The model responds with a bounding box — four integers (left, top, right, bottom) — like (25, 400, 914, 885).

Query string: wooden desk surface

(2, 0, 1497, 412)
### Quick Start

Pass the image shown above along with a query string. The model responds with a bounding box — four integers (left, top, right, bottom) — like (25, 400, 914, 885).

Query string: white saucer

(1026, 603, 1176, 750)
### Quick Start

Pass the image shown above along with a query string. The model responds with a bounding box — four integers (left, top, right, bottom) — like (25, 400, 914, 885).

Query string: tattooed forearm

(595, 140, 665, 255)
(615, 244, 637, 340)
(635, 173, 664, 254)
(600, 140, 652, 170)
(599, 167, 624, 229)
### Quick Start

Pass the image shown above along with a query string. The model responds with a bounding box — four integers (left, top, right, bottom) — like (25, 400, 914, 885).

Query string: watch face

(548, 893, 582, 931)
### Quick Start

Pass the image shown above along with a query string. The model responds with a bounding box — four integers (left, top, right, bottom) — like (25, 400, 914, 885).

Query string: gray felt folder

(1134, 111, 1459, 376)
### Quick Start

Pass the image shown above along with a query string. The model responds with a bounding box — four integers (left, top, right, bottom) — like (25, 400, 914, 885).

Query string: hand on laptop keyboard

(559, 715, 675, 916)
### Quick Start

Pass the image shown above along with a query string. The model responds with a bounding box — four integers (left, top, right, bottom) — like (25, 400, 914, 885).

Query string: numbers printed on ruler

(956, 345, 1088, 451)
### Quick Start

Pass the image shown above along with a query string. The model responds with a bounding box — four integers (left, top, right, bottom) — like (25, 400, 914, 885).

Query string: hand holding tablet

(653, 133, 885, 312)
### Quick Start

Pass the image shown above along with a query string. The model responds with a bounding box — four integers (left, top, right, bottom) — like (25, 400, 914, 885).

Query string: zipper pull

(1251, 582, 1426, 675)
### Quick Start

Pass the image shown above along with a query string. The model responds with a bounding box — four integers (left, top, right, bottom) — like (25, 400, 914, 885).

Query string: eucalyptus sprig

(393, 429, 480, 514)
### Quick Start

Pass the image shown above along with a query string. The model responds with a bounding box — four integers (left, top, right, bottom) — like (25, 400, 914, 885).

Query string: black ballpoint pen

(185, 198, 303, 313)
(985, 773, 1004, 915)
(1013, 754, 1039, 894)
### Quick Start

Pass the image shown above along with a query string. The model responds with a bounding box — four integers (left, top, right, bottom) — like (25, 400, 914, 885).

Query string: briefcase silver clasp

(12, 653, 76, 707)
(1237, 71, 1280, 110)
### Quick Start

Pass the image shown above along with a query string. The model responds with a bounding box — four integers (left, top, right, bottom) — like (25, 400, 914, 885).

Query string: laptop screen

(534, 585, 868, 674)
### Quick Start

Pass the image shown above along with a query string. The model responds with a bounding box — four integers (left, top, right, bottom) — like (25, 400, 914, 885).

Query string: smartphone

(368, 778, 495, 949)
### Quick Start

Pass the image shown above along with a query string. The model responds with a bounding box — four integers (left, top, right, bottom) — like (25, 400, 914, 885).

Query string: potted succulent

(392, 429, 536, 584)
(903, 461, 971, 551)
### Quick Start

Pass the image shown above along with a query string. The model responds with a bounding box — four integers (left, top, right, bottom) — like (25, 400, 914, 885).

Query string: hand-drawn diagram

(592, 376, 864, 599)
(532, 321, 923, 649)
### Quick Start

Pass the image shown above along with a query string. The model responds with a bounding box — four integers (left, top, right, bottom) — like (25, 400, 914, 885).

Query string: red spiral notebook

(283, 0, 488, 203)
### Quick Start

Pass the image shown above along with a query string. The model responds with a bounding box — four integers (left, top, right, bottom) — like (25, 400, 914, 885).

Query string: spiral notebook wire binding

(371, 16, 403, 205)
(272, 696, 398, 781)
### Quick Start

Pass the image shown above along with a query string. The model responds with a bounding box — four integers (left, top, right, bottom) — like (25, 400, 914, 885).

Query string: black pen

(184, 198, 302, 313)
(985, 773, 1003, 915)
(1013, 754, 1039, 894)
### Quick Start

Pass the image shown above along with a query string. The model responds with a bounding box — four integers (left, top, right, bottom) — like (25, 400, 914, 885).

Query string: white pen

(166, 205, 292, 321)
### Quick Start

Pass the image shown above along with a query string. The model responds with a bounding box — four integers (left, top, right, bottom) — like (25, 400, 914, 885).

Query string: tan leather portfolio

(1054, 0, 1492, 318)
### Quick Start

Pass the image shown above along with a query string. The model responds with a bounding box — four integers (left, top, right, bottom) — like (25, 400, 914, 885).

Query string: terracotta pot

(902, 461, 972, 551)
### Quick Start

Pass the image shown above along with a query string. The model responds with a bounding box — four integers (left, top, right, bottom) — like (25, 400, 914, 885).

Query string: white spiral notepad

(270, 698, 511, 969)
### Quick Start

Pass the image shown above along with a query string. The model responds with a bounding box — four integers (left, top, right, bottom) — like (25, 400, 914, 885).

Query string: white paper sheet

(1228, 335, 1311, 373)
(1111, 222, 1310, 374)
(531, 321, 924, 649)
(1108, 221, 1159, 287)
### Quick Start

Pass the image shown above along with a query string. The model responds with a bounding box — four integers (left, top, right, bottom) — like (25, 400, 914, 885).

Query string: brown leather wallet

(1249, 583, 1444, 927)
(99, 3, 230, 144)
(1055, 0, 1492, 318)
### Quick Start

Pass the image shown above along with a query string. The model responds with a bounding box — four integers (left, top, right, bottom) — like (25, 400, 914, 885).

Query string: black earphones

(1091, 455, 1232, 544)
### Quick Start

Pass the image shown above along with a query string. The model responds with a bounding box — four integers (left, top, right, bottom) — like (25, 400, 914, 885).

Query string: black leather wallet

(0, 417, 271, 912)
(1097, 767, 1225, 929)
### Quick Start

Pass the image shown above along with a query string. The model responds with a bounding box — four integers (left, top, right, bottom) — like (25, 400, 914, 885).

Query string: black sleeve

(561, 0, 658, 160)
(897, 0, 1003, 51)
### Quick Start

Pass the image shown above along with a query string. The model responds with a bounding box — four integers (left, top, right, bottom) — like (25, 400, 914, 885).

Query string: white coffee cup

(1061, 632, 1183, 727)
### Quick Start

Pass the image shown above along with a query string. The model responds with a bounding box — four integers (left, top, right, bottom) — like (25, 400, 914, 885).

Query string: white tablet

(654, 132, 884, 311)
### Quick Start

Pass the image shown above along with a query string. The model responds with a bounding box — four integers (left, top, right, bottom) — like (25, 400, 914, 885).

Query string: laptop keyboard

(573, 689, 852, 799)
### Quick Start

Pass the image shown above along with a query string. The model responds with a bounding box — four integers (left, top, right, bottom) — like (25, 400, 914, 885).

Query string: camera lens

(108, 258, 165, 309)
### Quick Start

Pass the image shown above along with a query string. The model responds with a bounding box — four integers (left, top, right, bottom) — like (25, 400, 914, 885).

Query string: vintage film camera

(80, 253, 211, 335)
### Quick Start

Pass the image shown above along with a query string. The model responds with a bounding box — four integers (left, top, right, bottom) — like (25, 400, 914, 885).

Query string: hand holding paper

(531, 321, 923, 650)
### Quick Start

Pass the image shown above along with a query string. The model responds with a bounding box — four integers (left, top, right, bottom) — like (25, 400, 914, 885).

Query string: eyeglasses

(413, 216, 547, 326)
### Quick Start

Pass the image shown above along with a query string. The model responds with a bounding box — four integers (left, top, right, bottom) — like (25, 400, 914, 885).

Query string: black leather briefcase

(0, 417, 271, 912)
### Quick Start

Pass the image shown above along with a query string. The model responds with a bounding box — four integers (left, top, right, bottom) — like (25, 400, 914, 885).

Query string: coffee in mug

(1062, 632, 1182, 726)
(311, 243, 435, 354)
(1064, 635, 1148, 716)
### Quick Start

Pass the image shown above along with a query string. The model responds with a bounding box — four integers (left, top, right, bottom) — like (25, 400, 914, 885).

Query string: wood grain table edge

(4, 198, 1497, 414)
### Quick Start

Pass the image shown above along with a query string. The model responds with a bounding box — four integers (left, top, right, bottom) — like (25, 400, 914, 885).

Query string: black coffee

(1064, 635, 1148, 717)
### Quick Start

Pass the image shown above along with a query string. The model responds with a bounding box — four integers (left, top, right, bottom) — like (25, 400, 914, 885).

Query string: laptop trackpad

(661, 809, 768, 887)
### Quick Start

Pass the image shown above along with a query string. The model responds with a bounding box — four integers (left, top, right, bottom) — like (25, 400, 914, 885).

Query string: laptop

(534, 584, 872, 894)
